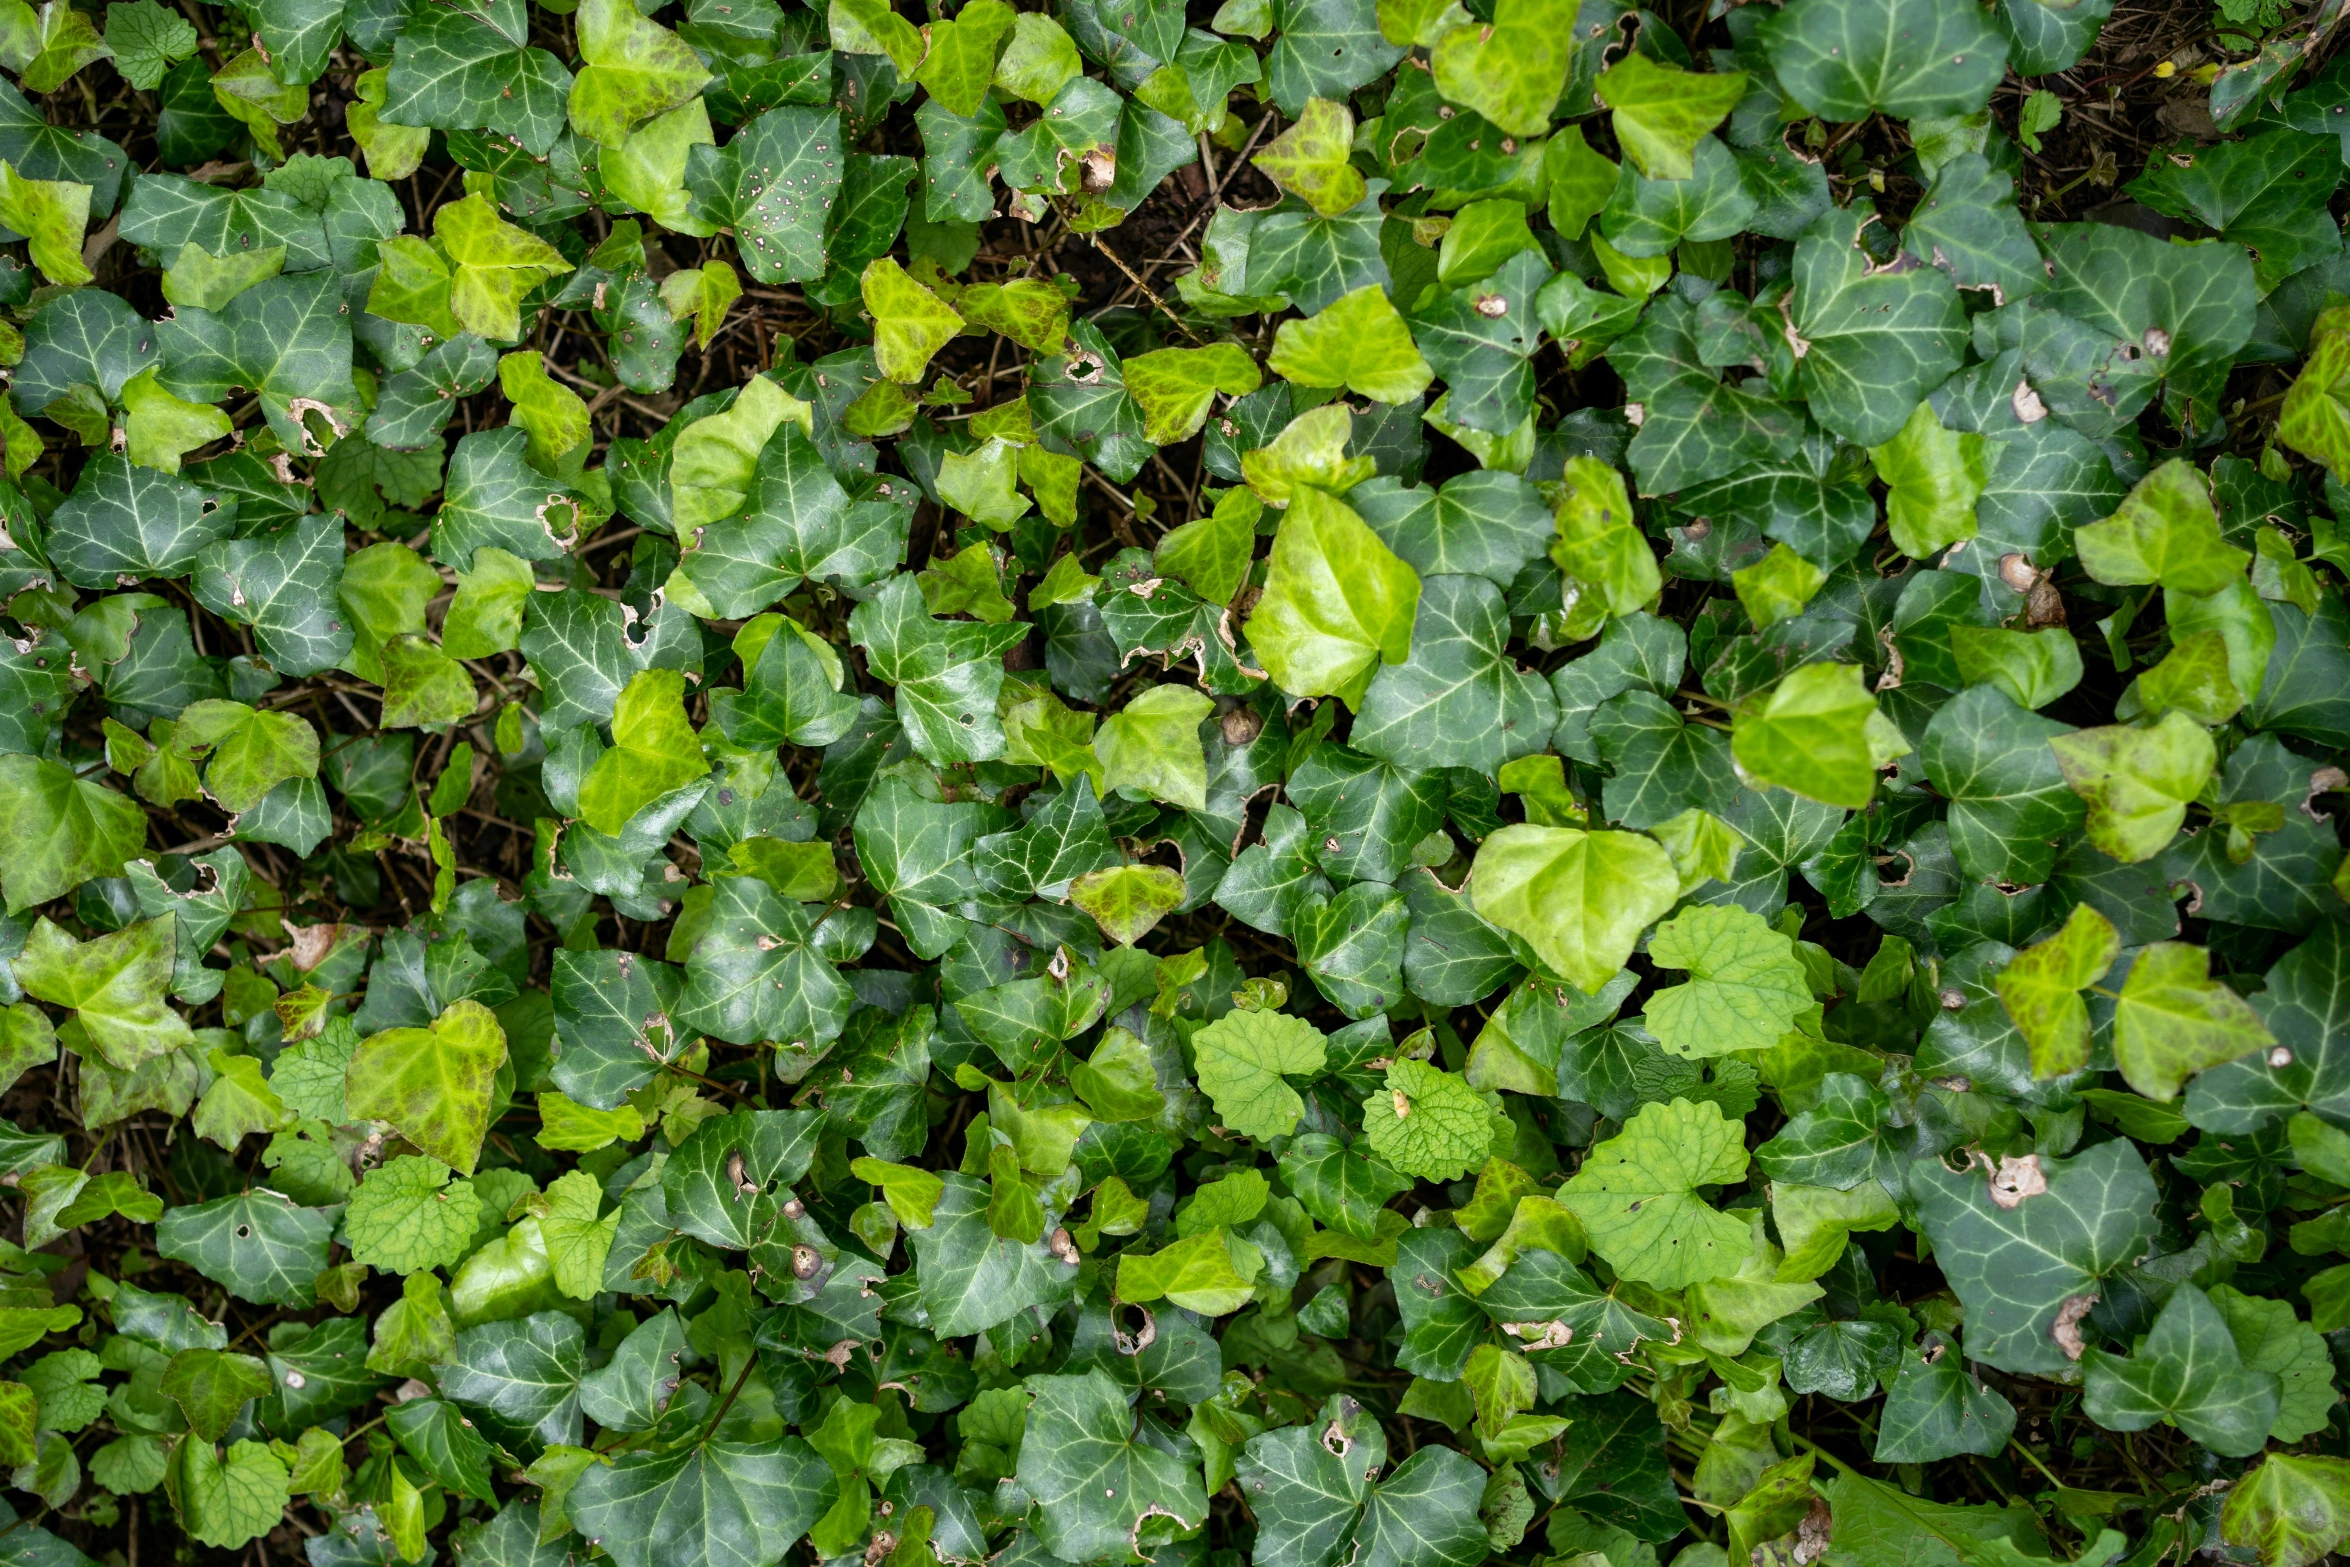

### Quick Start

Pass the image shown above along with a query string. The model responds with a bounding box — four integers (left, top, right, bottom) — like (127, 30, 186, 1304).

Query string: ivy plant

(0, 0, 2339, 1563)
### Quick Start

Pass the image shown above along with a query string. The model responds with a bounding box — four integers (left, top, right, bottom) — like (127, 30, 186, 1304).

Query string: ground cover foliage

(0, 0, 2347, 1561)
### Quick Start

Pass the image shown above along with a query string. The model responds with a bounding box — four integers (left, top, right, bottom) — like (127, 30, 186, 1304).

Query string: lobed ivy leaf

(1559, 1097, 1752, 1288)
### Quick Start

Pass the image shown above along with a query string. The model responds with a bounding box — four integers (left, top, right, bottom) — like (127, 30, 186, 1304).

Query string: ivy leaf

(120, 365, 231, 472)
(369, 335, 498, 451)
(1248, 183, 1389, 315)
(1095, 683, 1212, 810)
(344, 999, 510, 1176)
(340, 552, 441, 676)
(169, 1439, 290, 1550)
(1352, 574, 1557, 777)
(155, 1191, 334, 1307)
(1559, 1097, 1752, 1288)
(1787, 207, 1969, 448)
(348, 67, 428, 180)
(1996, 903, 2121, 1080)
(1469, 825, 1679, 995)
(380, 635, 478, 730)
(2126, 127, 2342, 295)
(1117, 1229, 1261, 1315)
(1873, 1330, 2019, 1463)
(851, 777, 979, 960)
(1123, 343, 1263, 445)
(1908, 1138, 2161, 1374)
(934, 444, 1026, 531)
(1288, 741, 1447, 885)
(2082, 1283, 2279, 1457)
(434, 428, 572, 569)
(669, 374, 804, 529)
(912, 0, 1011, 115)
(386, 1397, 498, 1503)
(1192, 1007, 1326, 1140)
(344, 1155, 483, 1276)
(1264, 0, 1402, 116)
(1901, 153, 2043, 303)
(1747, 1071, 1893, 1192)
(1761, 0, 2007, 122)
(498, 353, 594, 479)
(2049, 710, 2217, 864)
(437, 1311, 586, 1449)
(1643, 904, 1810, 1059)
(1607, 293, 1802, 495)
(905, 1172, 1078, 1335)
(577, 669, 709, 836)
(847, 574, 1026, 766)
(1280, 1133, 1412, 1240)
(1014, 1370, 1209, 1564)
(970, 775, 1117, 903)
(2075, 459, 2249, 596)
(172, 700, 319, 814)
(47, 456, 234, 590)
(1025, 321, 1157, 483)
(1560, 462, 1673, 648)
(1241, 403, 1376, 509)
(1236, 1395, 1386, 1567)
(2016, 222, 2253, 441)
(1360, 1058, 1493, 1181)
(1247, 486, 1421, 709)
(1815, 1471, 2042, 1567)
(568, 0, 708, 149)
(1153, 488, 1259, 607)
(1216, 805, 1333, 941)
(716, 614, 863, 750)
(1598, 136, 1758, 260)
(1294, 881, 1410, 1018)
(1426, 0, 1573, 139)
(674, 877, 851, 1049)
(575, 1309, 688, 1436)
(685, 107, 843, 285)
(1409, 250, 1549, 437)
(382, 0, 575, 157)
(1352, 470, 1551, 588)
(548, 948, 687, 1111)
(1732, 663, 1909, 811)
(1251, 96, 1365, 216)
(1919, 684, 2087, 886)
(1592, 53, 1745, 182)
(17, 915, 187, 1076)
(160, 1349, 271, 1443)
(2281, 308, 2350, 481)
(2221, 1454, 2350, 1567)
(1589, 690, 1737, 830)
(863, 257, 962, 384)
(2187, 924, 2350, 1134)
(660, 1105, 819, 1252)
(2210, 1284, 2341, 1443)
(1241, 1398, 1489, 1567)
(0, 159, 88, 287)
(191, 1050, 289, 1151)
(1870, 401, 1986, 559)
(2113, 941, 2276, 1102)
(435, 193, 574, 343)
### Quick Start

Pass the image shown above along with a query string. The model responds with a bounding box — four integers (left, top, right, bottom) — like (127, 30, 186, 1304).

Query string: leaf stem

(698, 1354, 760, 1444)
(1782, 1430, 1861, 1479)
(2008, 1437, 2066, 1491)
